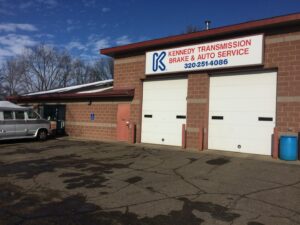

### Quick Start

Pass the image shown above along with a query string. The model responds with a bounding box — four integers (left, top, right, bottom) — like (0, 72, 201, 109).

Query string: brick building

(9, 80, 135, 141)
(11, 13, 300, 156)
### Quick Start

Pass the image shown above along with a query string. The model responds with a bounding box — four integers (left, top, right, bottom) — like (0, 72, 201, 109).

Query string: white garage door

(208, 71, 277, 155)
(141, 79, 187, 146)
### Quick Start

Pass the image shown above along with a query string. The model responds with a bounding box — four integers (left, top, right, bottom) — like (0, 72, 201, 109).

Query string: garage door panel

(142, 79, 187, 146)
(209, 124, 274, 155)
(210, 98, 276, 112)
(143, 101, 186, 111)
(210, 112, 275, 125)
(208, 72, 277, 155)
(210, 85, 276, 99)
(142, 132, 182, 146)
(208, 137, 238, 152)
(142, 123, 184, 146)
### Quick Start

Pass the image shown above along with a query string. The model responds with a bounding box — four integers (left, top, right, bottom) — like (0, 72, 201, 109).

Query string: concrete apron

(135, 142, 300, 165)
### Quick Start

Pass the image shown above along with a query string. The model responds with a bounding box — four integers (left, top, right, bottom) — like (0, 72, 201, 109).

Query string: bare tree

(0, 57, 26, 95)
(59, 53, 73, 88)
(72, 59, 91, 85)
(0, 44, 114, 95)
(89, 57, 113, 81)
(23, 44, 72, 93)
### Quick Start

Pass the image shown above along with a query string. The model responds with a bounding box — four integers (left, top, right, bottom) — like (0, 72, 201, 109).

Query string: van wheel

(37, 129, 47, 141)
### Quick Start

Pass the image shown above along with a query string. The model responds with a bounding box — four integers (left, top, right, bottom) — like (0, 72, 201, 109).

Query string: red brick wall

(65, 103, 118, 141)
(111, 30, 300, 148)
(66, 124, 116, 141)
(184, 32, 300, 148)
(186, 74, 209, 149)
(114, 56, 146, 142)
(265, 31, 300, 134)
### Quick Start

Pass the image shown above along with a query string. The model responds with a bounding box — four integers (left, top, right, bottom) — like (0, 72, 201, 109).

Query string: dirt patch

(206, 157, 230, 165)
(248, 222, 265, 225)
(188, 157, 199, 163)
(0, 154, 132, 189)
(125, 176, 143, 184)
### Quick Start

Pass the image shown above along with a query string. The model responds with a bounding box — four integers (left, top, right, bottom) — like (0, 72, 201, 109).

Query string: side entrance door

(43, 105, 66, 135)
(117, 104, 131, 141)
(56, 105, 66, 135)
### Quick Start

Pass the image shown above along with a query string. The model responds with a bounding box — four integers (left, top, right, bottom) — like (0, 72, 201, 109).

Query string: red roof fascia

(101, 13, 300, 56)
(6, 88, 134, 102)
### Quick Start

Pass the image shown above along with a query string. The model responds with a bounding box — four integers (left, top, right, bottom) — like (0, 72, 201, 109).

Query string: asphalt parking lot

(0, 138, 299, 225)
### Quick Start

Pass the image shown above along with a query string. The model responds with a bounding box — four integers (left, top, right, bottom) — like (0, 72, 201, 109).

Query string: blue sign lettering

(152, 51, 166, 72)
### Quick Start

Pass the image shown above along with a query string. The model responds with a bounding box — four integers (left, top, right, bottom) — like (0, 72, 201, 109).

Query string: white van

(0, 101, 50, 141)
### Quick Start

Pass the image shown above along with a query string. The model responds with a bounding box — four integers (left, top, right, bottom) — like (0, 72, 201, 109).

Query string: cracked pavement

(0, 138, 299, 225)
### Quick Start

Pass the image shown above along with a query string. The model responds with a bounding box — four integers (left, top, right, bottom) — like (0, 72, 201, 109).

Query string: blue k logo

(152, 51, 166, 72)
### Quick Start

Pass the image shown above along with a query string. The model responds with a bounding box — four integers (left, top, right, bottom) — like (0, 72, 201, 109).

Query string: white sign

(145, 34, 263, 75)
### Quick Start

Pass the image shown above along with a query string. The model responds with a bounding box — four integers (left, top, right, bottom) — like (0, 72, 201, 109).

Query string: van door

(0, 111, 15, 138)
(15, 111, 28, 137)
(25, 110, 41, 136)
(0, 111, 4, 139)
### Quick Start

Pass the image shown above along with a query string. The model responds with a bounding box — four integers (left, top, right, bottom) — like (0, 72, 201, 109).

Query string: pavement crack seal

(173, 158, 208, 194)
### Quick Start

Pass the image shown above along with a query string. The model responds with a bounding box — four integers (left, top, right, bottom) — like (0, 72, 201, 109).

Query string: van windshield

(27, 110, 40, 119)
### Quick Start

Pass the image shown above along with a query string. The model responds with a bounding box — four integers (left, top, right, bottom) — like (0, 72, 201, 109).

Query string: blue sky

(0, 0, 299, 63)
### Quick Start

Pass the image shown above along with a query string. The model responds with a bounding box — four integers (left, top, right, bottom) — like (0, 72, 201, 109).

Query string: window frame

(26, 110, 40, 120)
(3, 111, 14, 120)
(15, 111, 25, 120)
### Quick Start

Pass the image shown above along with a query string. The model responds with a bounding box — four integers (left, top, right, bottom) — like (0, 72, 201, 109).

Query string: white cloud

(0, 34, 37, 63)
(66, 20, 81, 32)
(0, 48, 14, 57)
(87, 34, 111, 50)
(66, 26, 78, 32)
(94, 38, 110, 49)
(102, 7, 110, 13)
(82, 0, 96, 7)
(0, 0, 15, 15)
(19, 1, 34, 9)
(0, 8, 12, 15)
(36, 0, 57, 8)
(115, 35, 131, 46)
(0, 23, 38, 32)
(0, 34, 37, 53)
(66, 41, 87, 51)
(66, 19, 73, 25)
(34, 33, 54, 39)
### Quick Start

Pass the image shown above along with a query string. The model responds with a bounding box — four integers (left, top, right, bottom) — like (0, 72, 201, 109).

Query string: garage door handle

(144, 114, 152, 118)
(176, 115, 186, 119)
(258, 117, 273, 121)
(212, 116, 223, 120)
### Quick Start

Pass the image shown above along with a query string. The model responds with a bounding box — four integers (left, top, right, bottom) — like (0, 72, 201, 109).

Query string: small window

(27, 110, 40, 119)
(15, 111, 25, 120)
(3, 111, 13, 120)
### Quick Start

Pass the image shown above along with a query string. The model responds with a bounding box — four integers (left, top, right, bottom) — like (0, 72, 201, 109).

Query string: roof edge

(101, 13, 300, 57)
(7, 88, 134, 102)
